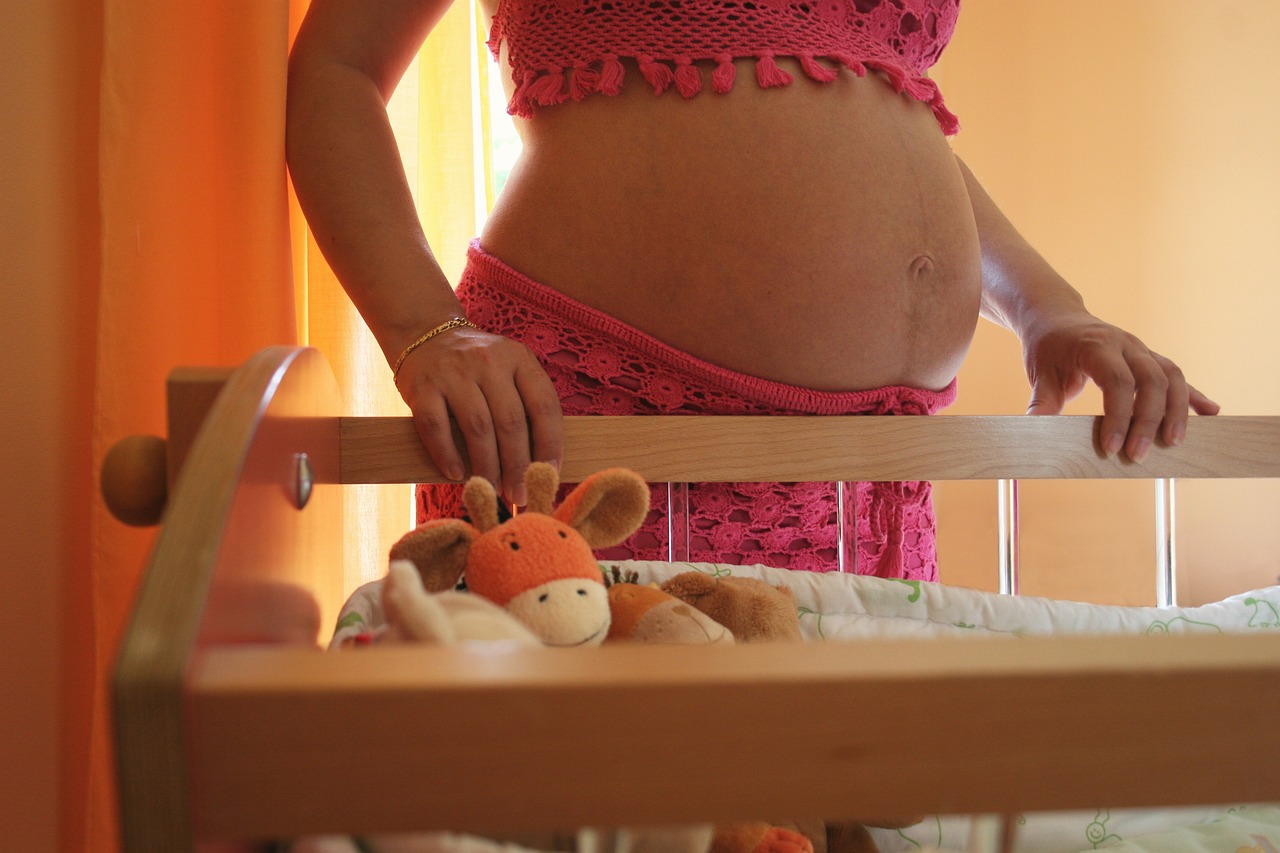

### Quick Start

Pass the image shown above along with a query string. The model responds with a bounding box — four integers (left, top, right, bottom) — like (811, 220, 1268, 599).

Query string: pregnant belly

(481, 59, 983, 392)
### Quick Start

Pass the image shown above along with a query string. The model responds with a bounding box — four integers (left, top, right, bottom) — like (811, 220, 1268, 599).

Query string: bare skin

(287, 0, 1218, 504)
(483, 61, 982, 392)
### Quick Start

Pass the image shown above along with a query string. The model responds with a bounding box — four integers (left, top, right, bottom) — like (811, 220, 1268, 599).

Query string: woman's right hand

(395, 324, 563, 507)
(288, 1, 558, 500)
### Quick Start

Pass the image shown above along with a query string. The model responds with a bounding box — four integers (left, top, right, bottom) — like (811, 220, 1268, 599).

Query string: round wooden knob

(101, 434, 168, 526)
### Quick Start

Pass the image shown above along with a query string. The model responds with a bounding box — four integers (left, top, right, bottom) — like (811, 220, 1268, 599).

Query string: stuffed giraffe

(390, 462, 650, 646)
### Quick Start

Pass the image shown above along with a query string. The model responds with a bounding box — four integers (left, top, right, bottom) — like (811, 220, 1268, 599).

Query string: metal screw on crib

(294, 452, 314, 510)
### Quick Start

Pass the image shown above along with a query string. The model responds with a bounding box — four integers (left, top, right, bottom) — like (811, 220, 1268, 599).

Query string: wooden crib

(107, 345, 1280, 852)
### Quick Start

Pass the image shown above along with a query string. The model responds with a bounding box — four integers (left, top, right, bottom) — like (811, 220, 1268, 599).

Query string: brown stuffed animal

(605, 576, 734, 645)
(660, 570, 919, 853)
(598, 571, 813, 853)
(659, 572, 804, 643)
(709, 822, 822, 853)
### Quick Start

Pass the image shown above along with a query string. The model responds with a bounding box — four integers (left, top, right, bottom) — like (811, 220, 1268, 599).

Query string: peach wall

(933, 1, 1280, 604)
(0, 1, 101, 851)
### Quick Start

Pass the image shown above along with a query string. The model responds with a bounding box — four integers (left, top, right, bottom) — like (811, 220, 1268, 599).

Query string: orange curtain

(86, 2, 309, 849)
(82, 1, 492, 848)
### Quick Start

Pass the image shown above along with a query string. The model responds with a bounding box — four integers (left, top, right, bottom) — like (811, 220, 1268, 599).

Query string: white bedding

(605, 559, 1280, 641)
(608, 561, 1280, 853)
(317, 562, 1280, 853)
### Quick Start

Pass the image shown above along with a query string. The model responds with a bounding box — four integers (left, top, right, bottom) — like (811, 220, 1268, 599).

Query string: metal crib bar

(1155, 478, 1177, 608)
(997, 479, 1021, 596)
(837, 480, 852, 573)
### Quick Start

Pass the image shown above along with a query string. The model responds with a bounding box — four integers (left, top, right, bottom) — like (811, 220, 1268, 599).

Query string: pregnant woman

(286, 0, 1217, 579)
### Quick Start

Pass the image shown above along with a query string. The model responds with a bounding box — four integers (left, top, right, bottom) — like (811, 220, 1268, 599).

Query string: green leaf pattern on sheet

(893, 579, 923, 603)
(1145, 616, 1222, 635)
(797, 607, 826, 639)
(674, 562, 734, 578)
(1085, 809, 1123, 849)
(335, 611, 366, 632)
(895, 815, 944, 849)
(1247, 597, 1280, 628)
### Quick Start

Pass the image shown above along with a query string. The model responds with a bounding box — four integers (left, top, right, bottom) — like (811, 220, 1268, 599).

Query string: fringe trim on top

(754, 52, 793, 88)
(506, 52, 960, 134)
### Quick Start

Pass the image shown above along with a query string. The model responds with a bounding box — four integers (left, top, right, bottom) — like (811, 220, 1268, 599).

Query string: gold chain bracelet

(391, 317, 478, 383)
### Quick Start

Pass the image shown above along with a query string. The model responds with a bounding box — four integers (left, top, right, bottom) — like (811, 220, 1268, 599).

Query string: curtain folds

(91, 2, 301, 849)
(86, 0, 489, 849)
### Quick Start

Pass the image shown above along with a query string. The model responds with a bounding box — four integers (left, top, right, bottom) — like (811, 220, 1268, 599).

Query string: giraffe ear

(389, 520, 477, 592)
(553, 468, 650, 548)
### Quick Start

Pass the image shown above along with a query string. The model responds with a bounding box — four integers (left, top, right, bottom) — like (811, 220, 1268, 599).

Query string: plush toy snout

(507, 578, 612, 646)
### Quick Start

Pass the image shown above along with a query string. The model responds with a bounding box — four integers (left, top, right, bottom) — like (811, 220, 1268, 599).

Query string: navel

(908, 253, 936, 280)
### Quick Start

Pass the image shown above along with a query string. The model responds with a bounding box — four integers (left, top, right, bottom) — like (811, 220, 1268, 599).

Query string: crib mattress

(315, 563, 1280, 853)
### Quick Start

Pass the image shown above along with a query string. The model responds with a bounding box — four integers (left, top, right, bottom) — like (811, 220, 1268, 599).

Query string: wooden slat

(186, 633, 1280, 839)
(340, 414, 1280, 484)
(165, 366, 234, 492)
(114, 347, 344, 853)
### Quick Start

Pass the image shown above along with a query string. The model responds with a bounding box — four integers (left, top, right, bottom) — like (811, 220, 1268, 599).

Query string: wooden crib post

(114, 346, 344, 852)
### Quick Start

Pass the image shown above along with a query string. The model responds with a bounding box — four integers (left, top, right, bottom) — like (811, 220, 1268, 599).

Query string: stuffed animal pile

(339, 463, 916, 853)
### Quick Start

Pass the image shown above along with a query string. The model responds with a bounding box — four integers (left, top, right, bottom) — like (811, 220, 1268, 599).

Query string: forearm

(958, 157, 1088, 336)
(287, 16, 462, 365)
(956, 154, 1218, 454)
(286, 0, 564, 496)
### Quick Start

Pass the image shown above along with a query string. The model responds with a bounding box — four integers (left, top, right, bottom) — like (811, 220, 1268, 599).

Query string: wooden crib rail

(341, 412, 1280, 484)
(102, 346, 1280, 528)
(186, 634, 1280, 840)
(114, 346, 1280, 852)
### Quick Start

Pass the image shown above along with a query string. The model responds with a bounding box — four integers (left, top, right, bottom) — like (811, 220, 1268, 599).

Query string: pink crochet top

(488, 0, 961, 133)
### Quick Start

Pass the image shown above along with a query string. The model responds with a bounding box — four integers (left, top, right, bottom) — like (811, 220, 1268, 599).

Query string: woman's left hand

(1020, 310, 1220, 462)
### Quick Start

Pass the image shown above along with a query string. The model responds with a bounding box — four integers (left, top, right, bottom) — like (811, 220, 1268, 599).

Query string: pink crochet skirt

(418, 240, 957, 580)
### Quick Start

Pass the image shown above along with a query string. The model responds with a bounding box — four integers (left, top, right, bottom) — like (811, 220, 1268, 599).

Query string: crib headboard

(111, 346, 1280, 852)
